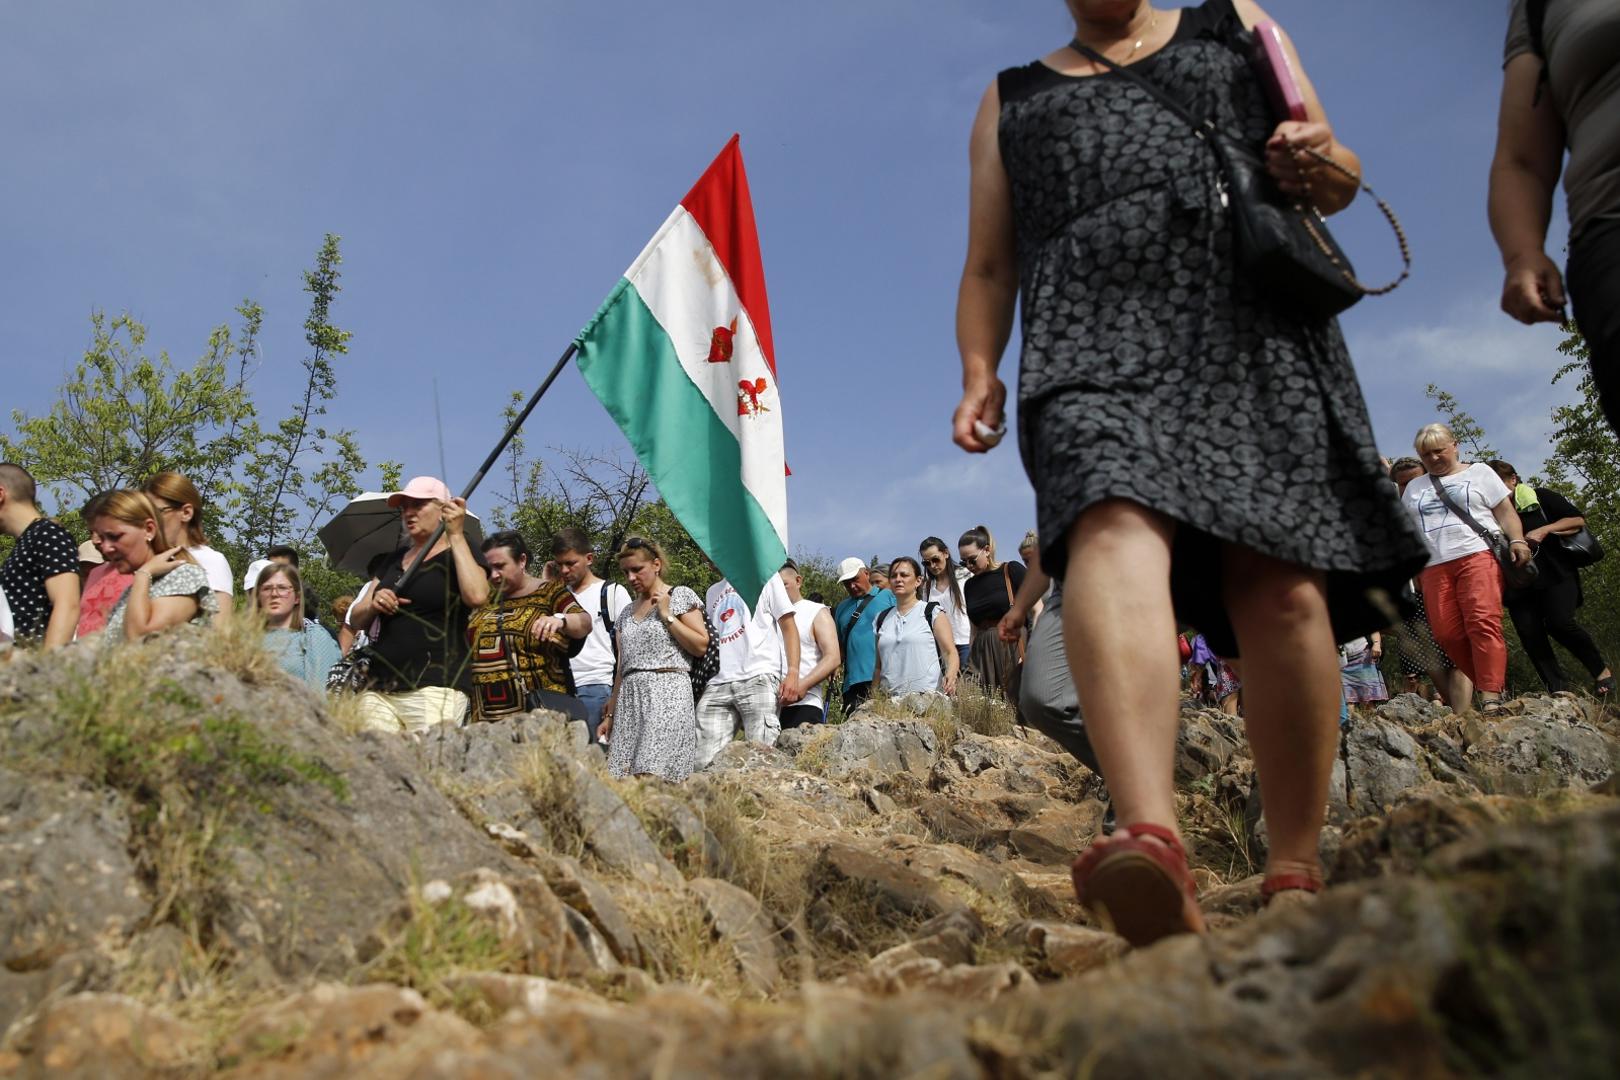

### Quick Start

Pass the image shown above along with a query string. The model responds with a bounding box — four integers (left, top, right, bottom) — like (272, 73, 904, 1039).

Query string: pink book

(1251, 20, 1308, 122)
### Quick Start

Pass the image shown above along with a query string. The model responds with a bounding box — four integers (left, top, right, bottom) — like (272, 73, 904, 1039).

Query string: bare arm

(210, 591, 232, 628)
(933, 611, 960, 695)
(1489, 53, 1568, 324)
(122, 556, 202, 640)
(1232, 0, 1361, 214)
(800, 608, 842, 691)
(778, 612, 802, 705)
(953, 79, 1020, 454)
(41, 573, 80, 648)
(1000, 559, 1049, 643)
(1490, 498, 1533, 566)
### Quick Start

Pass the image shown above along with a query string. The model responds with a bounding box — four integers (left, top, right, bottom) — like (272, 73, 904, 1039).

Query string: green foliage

(1, 307, 259, 523)
(4, 234, 399, 589)
(0, 640, 346, 942)
(1423, 384, 1500, 461)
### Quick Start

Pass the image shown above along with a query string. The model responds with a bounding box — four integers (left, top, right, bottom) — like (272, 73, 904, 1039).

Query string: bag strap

(1068, 38, 1410, 297)
(1002, 563, 1016, 608)
(838, 594, 875, 651)
(1427, 473, 1498, 547)
(599, 582, 619, 656)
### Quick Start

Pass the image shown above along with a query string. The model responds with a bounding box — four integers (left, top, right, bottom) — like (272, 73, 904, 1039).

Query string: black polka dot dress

(998, 0, 1426, 655)
(0, 517, 79, 644)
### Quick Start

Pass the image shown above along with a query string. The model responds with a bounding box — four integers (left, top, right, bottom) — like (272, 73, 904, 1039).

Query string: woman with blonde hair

(1398, 423, 1531, 714)
(142, 471, 233, 624)
(89, 489, 217, 642)
(257, 563, 342, 689)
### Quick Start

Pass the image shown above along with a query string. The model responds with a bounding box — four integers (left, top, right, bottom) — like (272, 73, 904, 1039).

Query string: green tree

(236, 234, 366, 553)
(1, 307, 259, 517)
(1424, 384, 1500, 460)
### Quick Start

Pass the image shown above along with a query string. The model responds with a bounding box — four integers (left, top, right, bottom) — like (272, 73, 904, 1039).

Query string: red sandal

(1071, 822, 1204, 947)
(1260, 873, 1323, 906)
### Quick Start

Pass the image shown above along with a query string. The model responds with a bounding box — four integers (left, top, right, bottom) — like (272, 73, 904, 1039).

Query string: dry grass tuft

(192, 604, 286, 687)
(954, 678, 1018, 738)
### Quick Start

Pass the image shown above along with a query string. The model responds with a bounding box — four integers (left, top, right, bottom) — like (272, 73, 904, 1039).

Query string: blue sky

(1, 1, 1568, 568)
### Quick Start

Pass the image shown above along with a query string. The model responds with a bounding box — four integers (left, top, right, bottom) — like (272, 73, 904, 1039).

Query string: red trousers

(1419, 550, 1506, 693)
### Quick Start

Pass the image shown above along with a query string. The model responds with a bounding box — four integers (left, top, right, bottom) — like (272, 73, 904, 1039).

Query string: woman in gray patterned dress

(598, 538, 708, 782)
(953, 0, 1428, 945)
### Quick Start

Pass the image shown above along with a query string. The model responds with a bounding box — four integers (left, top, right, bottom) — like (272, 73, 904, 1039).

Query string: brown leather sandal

(1071, 822, 1204, 947)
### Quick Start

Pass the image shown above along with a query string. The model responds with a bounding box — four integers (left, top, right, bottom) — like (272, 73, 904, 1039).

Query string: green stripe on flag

(576, 279, 787, 604)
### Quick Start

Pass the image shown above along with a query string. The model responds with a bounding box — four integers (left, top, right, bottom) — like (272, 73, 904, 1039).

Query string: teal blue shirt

(264, 624, 343, 690)
(833, 587, 895, 687)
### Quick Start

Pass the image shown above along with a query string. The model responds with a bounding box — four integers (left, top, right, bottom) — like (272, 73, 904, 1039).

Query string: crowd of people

(2, 0, 1615, 959)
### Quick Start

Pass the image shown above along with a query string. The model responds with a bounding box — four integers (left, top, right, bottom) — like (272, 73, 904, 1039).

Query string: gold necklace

(1078, 7, 1158, 70)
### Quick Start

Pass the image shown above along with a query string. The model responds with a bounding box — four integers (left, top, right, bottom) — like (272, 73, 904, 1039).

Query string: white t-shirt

(707, 575, 794, 684)
(569, 578, 633, 688)
(920, 577, 970, 646)
(189, 545, 235, 597)
(790, 598, 828, 708)
(1400, 463, 1512, 568)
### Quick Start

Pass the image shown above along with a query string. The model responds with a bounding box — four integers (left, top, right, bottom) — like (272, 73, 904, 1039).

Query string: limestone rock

(1001, 920, 1126, 978)
(687, 877, 779, 995)
(0, 769, 147, 975)
(533, 853, 641, 966)
(1, 993, 205, 1079)
(779, 718, 940, 779)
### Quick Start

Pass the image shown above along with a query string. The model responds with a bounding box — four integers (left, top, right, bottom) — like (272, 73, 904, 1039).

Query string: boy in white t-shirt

(694, 570, 801, 766)
(552, 528, 633, 741)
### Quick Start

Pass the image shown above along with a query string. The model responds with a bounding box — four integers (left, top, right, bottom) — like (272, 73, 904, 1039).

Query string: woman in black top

(347, 476, 490, 734)
(951, 0, 1428, 945)
(958, 525, 1025, 708)
(1488, 462, 1612, 696)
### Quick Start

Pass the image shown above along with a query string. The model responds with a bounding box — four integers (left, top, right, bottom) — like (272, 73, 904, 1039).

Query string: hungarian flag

(575, 135, 787, 603)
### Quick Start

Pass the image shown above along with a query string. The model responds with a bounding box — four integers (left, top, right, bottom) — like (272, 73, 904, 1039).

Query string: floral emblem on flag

(737, 377, 770, 417)
(707, 317, 738, 363)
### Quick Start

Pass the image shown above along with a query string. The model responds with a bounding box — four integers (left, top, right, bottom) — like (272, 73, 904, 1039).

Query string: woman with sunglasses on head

(257, 562, 341, 690)
(142, 471, 233, 626)
(89, 489, 218, 643)
(952, 0, 1429, 946)
(958, 525, 1026, 707)
(597, 536, 709, 781)
(919, 537, 972, 672)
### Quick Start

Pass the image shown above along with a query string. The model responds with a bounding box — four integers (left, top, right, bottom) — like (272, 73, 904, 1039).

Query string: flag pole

(394, 341, 579, 589)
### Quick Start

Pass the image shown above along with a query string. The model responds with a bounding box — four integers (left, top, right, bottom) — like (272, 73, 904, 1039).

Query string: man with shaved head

(0, 464, 80, 648)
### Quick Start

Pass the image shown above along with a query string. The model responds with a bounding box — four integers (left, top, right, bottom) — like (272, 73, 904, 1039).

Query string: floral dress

(101, 563, 218, 644)
(607, 586, 699, 782)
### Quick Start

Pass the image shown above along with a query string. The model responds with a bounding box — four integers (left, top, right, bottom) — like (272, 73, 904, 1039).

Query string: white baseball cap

(836, 557, 866, 583)
(243, 558, 273, 591)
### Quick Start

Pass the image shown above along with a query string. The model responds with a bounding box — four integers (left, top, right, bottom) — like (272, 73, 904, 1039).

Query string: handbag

(1427, 474, 1539, 590)
(1069, 39, 1409, 320)
(326, 643, 373, 693)
(689, 605, 721, 701)
(1555, 527, 1605, 570)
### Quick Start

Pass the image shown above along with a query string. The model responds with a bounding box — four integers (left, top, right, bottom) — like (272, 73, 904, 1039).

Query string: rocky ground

(0, 625, 1615, 1078)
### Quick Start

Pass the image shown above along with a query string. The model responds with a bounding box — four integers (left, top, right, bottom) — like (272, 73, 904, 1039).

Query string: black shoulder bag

(1428, 474, 1539, 590)
(1070, 39, 1409, 320)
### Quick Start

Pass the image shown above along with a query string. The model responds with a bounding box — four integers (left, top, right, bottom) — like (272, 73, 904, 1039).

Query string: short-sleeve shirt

(833, 587, 895, 688)
(963, 562, 1026, 628)
(875, 601, 945, 696)
(0, 518, 80, 644)
(1505, 0, 1620, 239)
(264, 625, 344, 690)
(1515, 485, 1586, 589)
(568, 578, 634, 688)
(1400, 464, 1513, 567)
(706, 575, 795, 684)
(366, 545, 489, 693)
(101, 562, 219, 643)
(188, 546, 235, 598)
(467, 580, 585, 721)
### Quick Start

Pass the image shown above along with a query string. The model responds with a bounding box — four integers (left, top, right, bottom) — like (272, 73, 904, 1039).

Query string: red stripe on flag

(680, 134, 777, 379)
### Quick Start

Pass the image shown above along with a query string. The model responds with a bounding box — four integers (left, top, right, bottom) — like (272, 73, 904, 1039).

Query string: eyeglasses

(259, 585, 296, 596)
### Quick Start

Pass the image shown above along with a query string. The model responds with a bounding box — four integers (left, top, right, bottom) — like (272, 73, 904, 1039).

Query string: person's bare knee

(1066, 499, 1174, 571)
(1223, 548, 1327, 632)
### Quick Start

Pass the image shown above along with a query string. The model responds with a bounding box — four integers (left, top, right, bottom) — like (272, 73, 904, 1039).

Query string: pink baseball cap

(387, 476, 453, 507)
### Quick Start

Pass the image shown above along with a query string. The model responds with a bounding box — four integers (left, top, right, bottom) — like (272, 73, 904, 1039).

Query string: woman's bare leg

(1221, 545, 1340, 883)
(1062, 501, 1183, 840)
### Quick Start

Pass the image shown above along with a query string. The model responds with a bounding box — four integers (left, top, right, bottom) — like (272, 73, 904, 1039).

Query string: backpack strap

(599, 582, 619, 655)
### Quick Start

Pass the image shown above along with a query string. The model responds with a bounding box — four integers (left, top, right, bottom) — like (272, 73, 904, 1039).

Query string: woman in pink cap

(346, 476, 490, 734)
